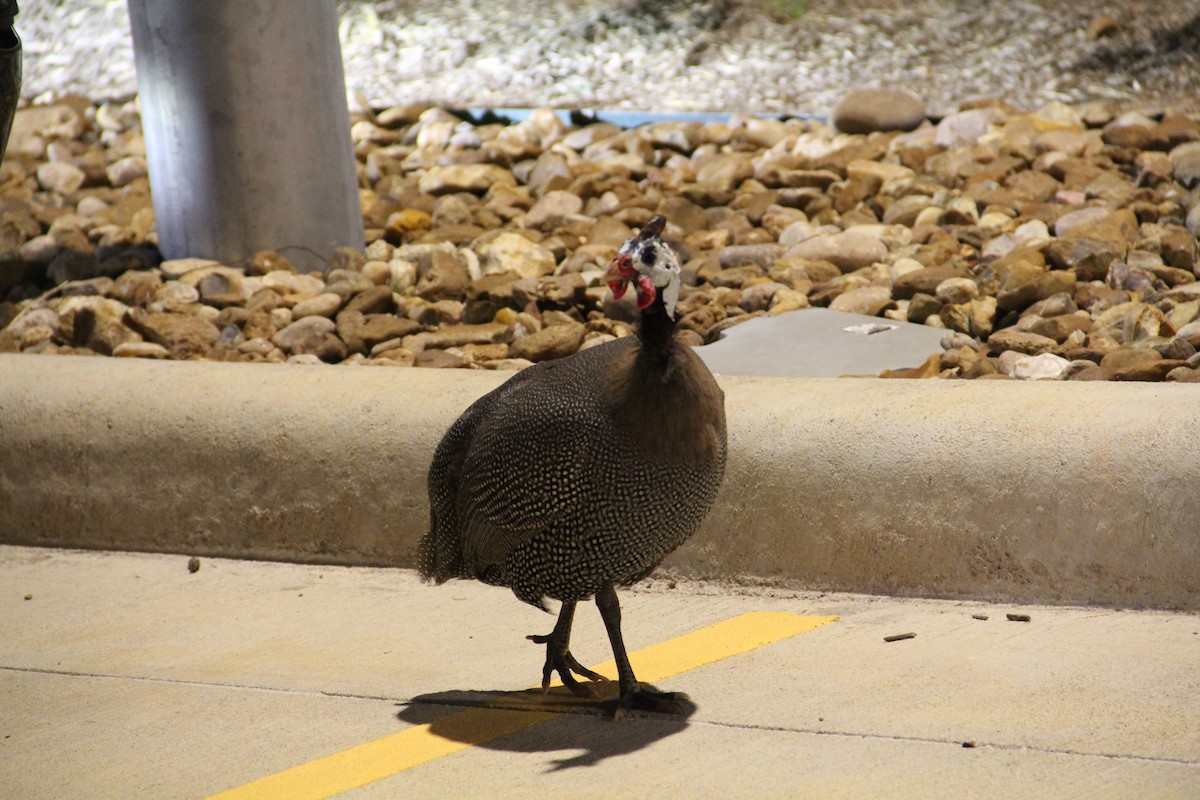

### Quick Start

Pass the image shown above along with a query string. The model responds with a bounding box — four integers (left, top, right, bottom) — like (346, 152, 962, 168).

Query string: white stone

(292, 292, 344, 319)
(106, 156, 148, 188)
(36, 162, 86, 194)
(1010, 352, 1071, 381)
(473, 232, 557, 279)
(160, 258, 222, 279)
(157, 282, 200, 311)
(18, 234, 60, 264)
(112, 342, 169, 359)
(935, 277, 980, 305)
(262, 270, 326, 296)
(76, 196, 111, 217)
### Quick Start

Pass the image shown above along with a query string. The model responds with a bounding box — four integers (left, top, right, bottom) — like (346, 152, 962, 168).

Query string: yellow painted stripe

(206, 611, 836, 800)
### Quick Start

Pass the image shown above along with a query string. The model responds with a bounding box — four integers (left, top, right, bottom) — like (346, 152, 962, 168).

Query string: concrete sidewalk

(2, 546, 1197, 799)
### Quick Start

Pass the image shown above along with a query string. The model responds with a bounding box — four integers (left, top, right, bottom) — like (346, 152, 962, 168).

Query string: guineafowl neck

(636, 294, 677, 361)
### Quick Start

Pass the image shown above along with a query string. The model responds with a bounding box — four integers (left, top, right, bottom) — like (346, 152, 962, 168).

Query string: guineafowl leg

(595, 582, 688, 720)
(526, 599, 609, 697)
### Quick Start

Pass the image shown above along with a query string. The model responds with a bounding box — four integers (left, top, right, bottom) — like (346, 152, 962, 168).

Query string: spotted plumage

(418, 215, 726, 717)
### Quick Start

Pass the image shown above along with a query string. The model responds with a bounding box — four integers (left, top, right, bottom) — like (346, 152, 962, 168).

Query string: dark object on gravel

(0, 0, 20, 162)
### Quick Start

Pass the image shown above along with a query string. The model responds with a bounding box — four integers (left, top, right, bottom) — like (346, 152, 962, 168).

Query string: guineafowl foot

(526, 600, 609, 698)
(526, 631, 609, 697)
(608, 684, 690, 721)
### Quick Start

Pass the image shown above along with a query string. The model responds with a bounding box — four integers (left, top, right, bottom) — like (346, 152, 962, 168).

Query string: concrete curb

(1, 353, 1197, 609)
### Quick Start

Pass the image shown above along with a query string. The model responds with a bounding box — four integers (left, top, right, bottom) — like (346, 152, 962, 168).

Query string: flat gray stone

(695, 308, 946, 377)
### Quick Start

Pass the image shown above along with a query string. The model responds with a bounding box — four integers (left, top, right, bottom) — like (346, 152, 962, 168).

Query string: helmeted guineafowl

(418, 215, 727, 717)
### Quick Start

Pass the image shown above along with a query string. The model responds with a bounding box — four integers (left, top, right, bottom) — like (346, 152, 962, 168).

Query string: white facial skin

(611, 236, 681, 318)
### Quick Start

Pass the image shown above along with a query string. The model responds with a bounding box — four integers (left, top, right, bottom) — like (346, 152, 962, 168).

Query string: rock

(46, 250, 100, 285)
(412, 299, 465, 326)
(784, 228, 888, 273)
(3, 307, 59, 340)
(18, 234, 60, 264)
(1092, 302, 1169, 344)
(987, 328, 1057, 355)
(696, 154, 755, 190)
(473, 232, 557, 279)
(415, 254, 471, 301)
(262, 269, 326, 297)
(1100, 347, 1164, 380)
(1102, 111, 1156, 148)
(1026, 313, 1092, 343)
(194, 270, 248, 309)
(1166, 366, 1200, 382)
(106, 156, 148, 188)
(36, 161, 86, 195)
(935, 108, 1005, 147)
(1153, 336, 1196, 360)
(125, 309, 220, 358)
(829, 286, 894, 316)
(402, 323, 507, 352)
(1010, 352, 1071, 380)
(270, 316, 347, 362)
(537, 274, 587, 307)
(524, 190, 583, 230)
(156, 281, 200, 311)
(719, 244, 785, 270)
(161, 258, 222, 280)
(1156, 225, 1199, 271)
(66, 303, 140, 355)
(414, 348, 469, 368)
(1053, 206, 1110, 237)
(508, 321, 585, 362)
(1044, 210, 1135, 281)
(291, 292, 344, 319)
(832, 88, 926, 134)
(9, 104, 87, 158)
(1169, 141, 1200, 189)
(907, 293, 943, 323)
(882, 195, 933, 226)
(385, 209, 433, 241)
(993, 250, 1047, 312)
(893, 265, 969, 300)
(112, 341, 169, 359)
(342, 285, 395, 315)
(1064, 362, 1108, 381)
(418, 164, 516, 195)
(247, 250, 295, 276)
(1085, 14, 1119, 39)
(336, 311, 423, 354)
(935, 277, 979, 305)
(108, 270, 163, 307)
(739, 281, 789, 313)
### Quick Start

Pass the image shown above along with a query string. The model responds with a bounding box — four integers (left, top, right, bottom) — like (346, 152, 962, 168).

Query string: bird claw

(608, 685, 690, 722)
(527, 633, 609, 697)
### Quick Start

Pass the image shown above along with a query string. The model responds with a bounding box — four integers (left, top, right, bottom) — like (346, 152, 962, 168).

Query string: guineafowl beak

(606, 253, 658, 309)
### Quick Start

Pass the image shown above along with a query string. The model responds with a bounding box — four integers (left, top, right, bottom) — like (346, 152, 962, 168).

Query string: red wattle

(608, 280, 628, 300)
(635, 275, 657, 310)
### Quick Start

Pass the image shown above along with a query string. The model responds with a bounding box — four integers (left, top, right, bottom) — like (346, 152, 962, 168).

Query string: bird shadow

(396, 683, 696, 771)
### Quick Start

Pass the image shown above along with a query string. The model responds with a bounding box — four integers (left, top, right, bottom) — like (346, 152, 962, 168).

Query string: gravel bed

(2, 93, 1199, 382)
(19, 1, 1200, 115)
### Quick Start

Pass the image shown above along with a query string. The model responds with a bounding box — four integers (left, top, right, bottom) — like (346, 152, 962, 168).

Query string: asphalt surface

(2, 546, 1198, 799)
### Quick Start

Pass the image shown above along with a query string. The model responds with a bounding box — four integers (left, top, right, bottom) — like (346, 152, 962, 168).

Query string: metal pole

(127, 0, 362, 272)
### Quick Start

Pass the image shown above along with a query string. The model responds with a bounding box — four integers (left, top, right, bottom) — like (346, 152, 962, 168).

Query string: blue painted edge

(451, 107, 827, 129)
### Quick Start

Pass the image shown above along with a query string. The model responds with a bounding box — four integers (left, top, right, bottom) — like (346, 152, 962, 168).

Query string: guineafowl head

(605, 215, 681, 318)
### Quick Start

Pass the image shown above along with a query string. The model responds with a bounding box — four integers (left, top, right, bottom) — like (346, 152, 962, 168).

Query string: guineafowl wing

(420, 342, 625, 586)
